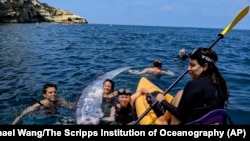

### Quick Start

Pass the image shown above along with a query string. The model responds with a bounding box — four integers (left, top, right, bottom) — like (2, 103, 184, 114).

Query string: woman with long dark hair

(156, 48, 229, 125)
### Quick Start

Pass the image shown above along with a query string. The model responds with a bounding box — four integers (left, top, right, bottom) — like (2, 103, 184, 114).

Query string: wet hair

(179, 48, 186, 56)
(153, 59, 162, 69)
(42, 83, 57, 94)
(189, 48, 218, 65)
(103, 79, 115, 91)
(117, 88, 132, 96)
(189, 48, 229, 106)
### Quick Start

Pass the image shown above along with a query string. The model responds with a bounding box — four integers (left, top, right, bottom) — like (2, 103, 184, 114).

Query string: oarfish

(75, 66, 131, 125)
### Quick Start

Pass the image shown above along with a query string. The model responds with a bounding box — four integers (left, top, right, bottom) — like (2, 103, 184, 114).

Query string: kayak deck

(135, 77, 173, 125)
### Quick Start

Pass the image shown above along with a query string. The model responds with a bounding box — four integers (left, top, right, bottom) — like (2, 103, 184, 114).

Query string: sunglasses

(118, 88, 131, 95)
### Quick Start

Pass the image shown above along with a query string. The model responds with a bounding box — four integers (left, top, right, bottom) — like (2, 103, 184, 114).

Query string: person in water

(12, 83, 75, 125)
(174, 48, 189, 61)
(156, 48, 229, 125)
(102, 88, 147, 125)
(100, 79, 118, 124)
(129, 59, 175, 76)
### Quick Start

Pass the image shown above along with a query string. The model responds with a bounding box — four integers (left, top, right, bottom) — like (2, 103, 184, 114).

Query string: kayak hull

(135, 77, 173, 125)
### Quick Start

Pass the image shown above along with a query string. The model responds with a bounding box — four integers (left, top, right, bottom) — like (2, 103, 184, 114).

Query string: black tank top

(114, 104, 137, 125)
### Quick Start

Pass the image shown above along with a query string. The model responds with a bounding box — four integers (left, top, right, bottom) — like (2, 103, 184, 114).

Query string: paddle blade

(220, 6, 249, 36)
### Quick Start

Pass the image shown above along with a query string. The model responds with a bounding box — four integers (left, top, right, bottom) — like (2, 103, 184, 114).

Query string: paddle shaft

(133, 6, 249, 125)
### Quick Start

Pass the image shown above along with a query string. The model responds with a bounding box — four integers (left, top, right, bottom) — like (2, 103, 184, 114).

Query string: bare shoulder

(57, 97, 75, 109)
(143, 67, 152, 72)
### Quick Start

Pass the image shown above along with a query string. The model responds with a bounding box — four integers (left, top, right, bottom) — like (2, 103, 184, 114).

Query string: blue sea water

(0, 23, 249, 125)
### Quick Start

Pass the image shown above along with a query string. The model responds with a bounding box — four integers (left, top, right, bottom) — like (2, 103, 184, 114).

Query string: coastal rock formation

(0, 0, 88, 24)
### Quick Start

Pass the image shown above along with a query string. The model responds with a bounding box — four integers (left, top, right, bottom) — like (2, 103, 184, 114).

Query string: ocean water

(0, 23, 249, 125)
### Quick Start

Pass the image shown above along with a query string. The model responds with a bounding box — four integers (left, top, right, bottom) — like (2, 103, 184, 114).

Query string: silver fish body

(76, 67, 131, 125)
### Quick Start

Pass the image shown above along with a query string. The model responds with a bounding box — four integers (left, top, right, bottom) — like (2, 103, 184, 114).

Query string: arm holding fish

(57, 97, 76, 109)
(128, 68, 150, 74)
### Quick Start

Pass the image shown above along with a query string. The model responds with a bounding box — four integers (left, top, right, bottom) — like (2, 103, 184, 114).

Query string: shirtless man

(129, 59, 175, 76)
(12, 83, 75, 125)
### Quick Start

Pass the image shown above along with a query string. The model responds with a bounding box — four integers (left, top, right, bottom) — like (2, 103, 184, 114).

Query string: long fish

(75, 66, 131, 125)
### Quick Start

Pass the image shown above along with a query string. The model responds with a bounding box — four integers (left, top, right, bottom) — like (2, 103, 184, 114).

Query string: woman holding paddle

(156, 48, 229, 125)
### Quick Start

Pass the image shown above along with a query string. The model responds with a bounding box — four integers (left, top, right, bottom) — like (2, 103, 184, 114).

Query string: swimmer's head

(179, 48, 186, 56)
(153, 59, 162, 69)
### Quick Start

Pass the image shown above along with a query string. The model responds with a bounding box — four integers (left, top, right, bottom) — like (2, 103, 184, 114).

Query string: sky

(39, 0, 250, 30)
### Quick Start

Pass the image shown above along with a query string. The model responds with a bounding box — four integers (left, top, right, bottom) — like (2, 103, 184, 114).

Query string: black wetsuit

(114, 104, 137, 125)
(161, 76, 226, 124)
(174, 55, 189, 61)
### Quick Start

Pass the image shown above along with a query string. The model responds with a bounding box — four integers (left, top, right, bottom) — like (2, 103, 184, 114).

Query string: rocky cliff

(0, 0, 88, 24)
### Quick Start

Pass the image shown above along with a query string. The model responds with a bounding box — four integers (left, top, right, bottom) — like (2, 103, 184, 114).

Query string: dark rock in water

(0, 0, 88, 24)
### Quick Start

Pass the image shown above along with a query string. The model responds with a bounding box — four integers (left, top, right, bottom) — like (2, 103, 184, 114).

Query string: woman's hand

(156, 93, 165, 103)
(140, 88, 148, 95)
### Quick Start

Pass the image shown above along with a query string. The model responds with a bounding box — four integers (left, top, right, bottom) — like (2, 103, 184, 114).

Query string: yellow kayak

(135, 77, 173, 125)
